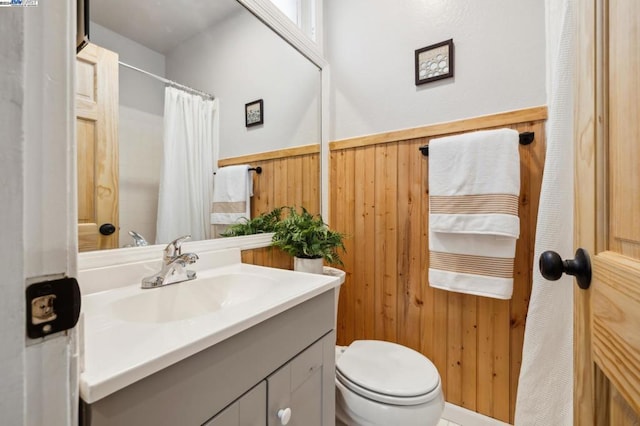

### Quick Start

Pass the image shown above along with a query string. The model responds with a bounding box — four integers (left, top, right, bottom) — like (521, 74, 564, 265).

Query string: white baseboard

(443, 403, 511, 426)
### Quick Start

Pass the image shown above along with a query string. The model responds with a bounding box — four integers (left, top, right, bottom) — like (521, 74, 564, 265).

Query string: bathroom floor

(438, 419, 461, 426)
(440, 403, 512, 426)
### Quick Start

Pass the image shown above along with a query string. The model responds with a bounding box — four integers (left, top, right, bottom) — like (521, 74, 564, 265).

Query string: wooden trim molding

(329, 106, 548, 151)
(218, 144, 321, 166)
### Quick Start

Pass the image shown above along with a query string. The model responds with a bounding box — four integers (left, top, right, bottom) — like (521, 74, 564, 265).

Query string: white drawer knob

(277, 407, 292, 425)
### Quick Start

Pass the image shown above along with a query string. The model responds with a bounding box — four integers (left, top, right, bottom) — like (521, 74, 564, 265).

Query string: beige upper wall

(324, 0, 546, 141)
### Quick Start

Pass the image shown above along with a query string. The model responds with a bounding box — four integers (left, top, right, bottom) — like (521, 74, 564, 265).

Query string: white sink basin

(80, 256, 340, 404)
(110, 273, 278, 323)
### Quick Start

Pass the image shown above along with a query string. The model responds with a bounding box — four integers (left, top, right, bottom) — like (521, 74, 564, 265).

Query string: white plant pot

(294, 257, 324, 274)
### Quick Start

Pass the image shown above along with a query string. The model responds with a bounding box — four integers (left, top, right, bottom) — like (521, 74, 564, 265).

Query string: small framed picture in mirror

(415, 39, 454, 85)
(245, 99, 264, 127)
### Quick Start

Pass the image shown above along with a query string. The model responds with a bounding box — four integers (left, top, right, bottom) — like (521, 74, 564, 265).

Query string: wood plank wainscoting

(329, 106, 547, 424)
(216, 144, 321, 252)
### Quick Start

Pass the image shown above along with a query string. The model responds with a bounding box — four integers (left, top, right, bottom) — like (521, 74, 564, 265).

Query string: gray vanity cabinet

(267, 337, 328, 426)
(204, 382, 266, 426)
(205, 332, 335, 426)
(81, 290, 335, 426)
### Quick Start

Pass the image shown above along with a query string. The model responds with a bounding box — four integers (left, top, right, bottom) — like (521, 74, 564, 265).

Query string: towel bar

(214, 166, 262, 175)
(418, 131, 535, 156)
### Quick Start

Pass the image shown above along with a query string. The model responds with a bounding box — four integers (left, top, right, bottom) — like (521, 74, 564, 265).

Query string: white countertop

(79, 261, 339, 403)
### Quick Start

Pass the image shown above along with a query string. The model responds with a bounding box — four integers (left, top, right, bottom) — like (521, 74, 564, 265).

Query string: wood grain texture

(609, 0, 640, 248)
(329, 111, 546, 423)
(225, 146, 320, 272)
(241, 246, 293, 270)
(574, 0, 600, 423)
(592, 252, 640, 415)
(575, 0, 640, 423)
(76, 43, 119, 251)
(217, 147, 320, 224)
(218, 144, 320, 166)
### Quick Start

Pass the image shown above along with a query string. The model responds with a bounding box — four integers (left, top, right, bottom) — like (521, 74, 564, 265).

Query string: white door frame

(0, 0, 77, 424)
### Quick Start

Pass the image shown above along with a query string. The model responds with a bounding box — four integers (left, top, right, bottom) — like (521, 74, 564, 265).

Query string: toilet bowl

(326, 268, 444, 426)
(335, 341, 444, 426)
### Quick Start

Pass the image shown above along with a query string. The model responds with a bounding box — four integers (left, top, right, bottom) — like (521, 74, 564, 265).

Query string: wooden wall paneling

(406, 139, 426, 353)
(219, 147, 321, 219)
(461, 293, 478, 411)
(273, 158, 286, 208)
(329, 107, 547, 423)
(333, 150, 348, 341)
(241, 247, 292, 270)
(419, 141, 434, 362)
(373, 145, 386, 340)
(363, 147, 377, 341)
(384, 143, 399, 343)
(395, 140, 409, 348)
(476, 297, 495, 416)
(493, 297, 512, 421)
(353, 148, 366, 340)
(396, 140, 420, 351)
(343, 149, 356, 345)
(223, 147, 319, 272)
(447, 292, 463, 405)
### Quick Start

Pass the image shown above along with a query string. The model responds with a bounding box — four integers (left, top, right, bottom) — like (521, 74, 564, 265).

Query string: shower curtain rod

(118, 61, 215, 100)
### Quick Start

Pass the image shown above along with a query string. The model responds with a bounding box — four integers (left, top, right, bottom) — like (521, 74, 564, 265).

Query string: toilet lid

(336, 340, 440, 404)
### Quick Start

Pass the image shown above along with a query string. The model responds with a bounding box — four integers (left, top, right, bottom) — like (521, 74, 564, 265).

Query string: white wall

(91, 23, 165, 246)
(165, 8, 321, 159)
(324, 0, 546, 140)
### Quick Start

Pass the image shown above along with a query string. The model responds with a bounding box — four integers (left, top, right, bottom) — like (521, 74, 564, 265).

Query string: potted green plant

(272, 206, 345, 274)
(220, 207, 283, 237)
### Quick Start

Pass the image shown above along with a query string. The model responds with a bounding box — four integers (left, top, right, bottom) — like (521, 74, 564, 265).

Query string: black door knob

(99, 223, 116, 236)
(539, 248, 592, 290)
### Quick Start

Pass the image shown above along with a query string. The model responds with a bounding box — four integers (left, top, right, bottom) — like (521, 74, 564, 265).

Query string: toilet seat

(336, 340, 441, 406)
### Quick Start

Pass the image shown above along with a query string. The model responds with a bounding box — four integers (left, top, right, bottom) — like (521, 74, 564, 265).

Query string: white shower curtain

(514, 0, 575, 424)
(156, 87, 218, 244)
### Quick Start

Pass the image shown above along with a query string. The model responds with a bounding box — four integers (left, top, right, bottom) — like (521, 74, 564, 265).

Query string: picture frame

(245, 99, 264, 127)
(415, 39, 454, 85)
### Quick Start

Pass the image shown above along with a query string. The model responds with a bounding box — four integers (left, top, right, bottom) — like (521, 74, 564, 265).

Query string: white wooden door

(574, 0, 640, 423)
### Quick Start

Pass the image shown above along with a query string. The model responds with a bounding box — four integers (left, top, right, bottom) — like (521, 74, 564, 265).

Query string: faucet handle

(163, 235, 191, 262)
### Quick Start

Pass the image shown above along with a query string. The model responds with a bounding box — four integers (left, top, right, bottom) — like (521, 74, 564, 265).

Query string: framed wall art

(245, 99, 264, 127)
(415, 39, 454, 85)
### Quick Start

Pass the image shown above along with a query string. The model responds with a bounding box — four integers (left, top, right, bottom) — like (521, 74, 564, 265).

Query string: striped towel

(428, 129, 520, 299)
(211, 165, 253, 237)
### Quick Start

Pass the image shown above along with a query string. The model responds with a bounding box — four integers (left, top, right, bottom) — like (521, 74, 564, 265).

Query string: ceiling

(91, 0, 243, 54)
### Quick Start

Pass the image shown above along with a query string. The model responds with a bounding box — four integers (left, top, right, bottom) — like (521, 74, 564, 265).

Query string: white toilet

(326, 268, 444, 426)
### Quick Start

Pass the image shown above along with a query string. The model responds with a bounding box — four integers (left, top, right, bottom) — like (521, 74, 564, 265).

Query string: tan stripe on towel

(429, 194, 519, 216)
(212, 201, 247, 213)
(429, 251, 515, 278)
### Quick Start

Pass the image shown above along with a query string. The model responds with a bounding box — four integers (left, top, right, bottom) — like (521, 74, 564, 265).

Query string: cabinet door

(204, 382, 266, 426)
(267, 334, 334, 426)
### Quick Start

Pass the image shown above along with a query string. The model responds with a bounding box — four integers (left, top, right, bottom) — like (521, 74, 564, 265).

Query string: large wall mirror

(77, 0, 323, 253)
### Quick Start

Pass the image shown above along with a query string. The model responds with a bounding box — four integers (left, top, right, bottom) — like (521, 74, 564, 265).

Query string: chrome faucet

(128, 230, 149, 247)
(141, 235, 199, 289)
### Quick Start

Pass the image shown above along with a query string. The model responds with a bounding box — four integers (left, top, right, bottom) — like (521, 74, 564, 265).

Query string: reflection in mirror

(78, 0, 321, 252)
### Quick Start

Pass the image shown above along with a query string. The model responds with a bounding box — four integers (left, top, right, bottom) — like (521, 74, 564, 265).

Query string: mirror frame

(78, 0, 329, 270)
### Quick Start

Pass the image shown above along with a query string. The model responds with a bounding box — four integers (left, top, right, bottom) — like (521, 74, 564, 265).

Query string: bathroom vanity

(78, 248, 338, 426)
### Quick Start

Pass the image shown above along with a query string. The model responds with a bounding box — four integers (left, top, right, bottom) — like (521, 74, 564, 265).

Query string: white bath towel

(211, 165, 253, 235)
(428, 128, 521, 299)
(429, 230, 517, 299)
(428, 128, 521, 238)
